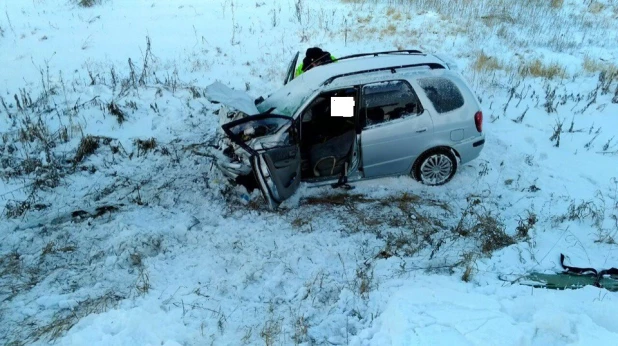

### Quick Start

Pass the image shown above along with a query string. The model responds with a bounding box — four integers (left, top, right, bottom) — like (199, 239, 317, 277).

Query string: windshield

(257, 97, 297, 117)
(257, 86, 317, 118)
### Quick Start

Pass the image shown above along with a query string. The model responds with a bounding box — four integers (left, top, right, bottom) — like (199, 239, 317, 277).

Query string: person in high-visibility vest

(295, 47, 337, 77)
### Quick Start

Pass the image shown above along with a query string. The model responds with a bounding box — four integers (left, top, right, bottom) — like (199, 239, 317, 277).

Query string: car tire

(412, 148, 458, 186)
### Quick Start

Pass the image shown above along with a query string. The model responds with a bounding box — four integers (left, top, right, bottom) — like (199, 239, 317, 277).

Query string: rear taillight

(474, 111, 483, 133)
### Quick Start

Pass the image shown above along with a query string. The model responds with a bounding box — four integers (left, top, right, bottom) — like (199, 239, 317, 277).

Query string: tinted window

(417, 77, 464, 113)
(361, 80, 423, 127)
(301, 88, 356, 123)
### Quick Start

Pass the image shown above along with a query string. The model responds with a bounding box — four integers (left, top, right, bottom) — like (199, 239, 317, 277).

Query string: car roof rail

(321, 62, 446, 86)
(323, 49, 425, 65)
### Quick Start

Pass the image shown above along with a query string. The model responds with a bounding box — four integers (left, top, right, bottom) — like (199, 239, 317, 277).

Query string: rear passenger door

(359, 80, 434, 178)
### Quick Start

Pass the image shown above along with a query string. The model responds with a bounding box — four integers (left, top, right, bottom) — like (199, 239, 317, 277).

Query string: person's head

(303, 47, 330, 72)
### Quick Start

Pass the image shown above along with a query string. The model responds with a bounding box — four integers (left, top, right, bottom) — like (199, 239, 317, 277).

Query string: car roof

(324, 67, 458, 90)
(257, 53, 449, 116)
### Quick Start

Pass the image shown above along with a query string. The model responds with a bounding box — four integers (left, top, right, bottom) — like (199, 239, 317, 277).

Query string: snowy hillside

(1, 0, 618, 345)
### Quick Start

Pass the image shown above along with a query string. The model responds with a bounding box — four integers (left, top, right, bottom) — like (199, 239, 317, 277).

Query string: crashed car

(206, 49, 485, 209)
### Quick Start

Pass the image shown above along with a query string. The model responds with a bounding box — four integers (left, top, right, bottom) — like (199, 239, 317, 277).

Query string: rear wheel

(412, 148, 458, 186)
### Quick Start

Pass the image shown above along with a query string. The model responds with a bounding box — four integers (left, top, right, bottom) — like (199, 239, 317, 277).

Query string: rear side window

(361, 80, 423, 127)
(417, 77, 464, 113)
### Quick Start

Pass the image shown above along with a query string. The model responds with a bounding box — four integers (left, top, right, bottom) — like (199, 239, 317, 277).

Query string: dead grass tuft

(135, 138, 157, 157)
(107, 101, 126, 124)
(260, 319, 282, 346)
(135, 267, 151, 295)
(553, 199, 604, 228)
(452, 198, 516, 256)
(0, 251, 21, 276)
(28, 292, 123, 343)
(588, 1, 606, 14)
(75, 0, 102, 7)
(74, 135, 99, 163)
(476, 212, 515, 254)
(301, 193, 371, 206)
(460, 252, 477, 282)
(293, 315, 309, 344)
(550, 0, 564, 8)
(385, 7, 402, 20)
(357, 14, 373, 24)
(473, 51, 503, 72)
(380, 24, 397, 37)
(356, 266, 373, 299)
(4, 199, 34, 218)
(515, 211, 537, 239)
(518, 59, 567, 79)
(582, 55, 618, 75)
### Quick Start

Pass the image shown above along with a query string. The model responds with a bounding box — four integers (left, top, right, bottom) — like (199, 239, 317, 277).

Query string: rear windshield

(417, 77, 464, 113)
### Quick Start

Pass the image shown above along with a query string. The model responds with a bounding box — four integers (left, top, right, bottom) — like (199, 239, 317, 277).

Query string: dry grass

(588, 1, 606, 14)
(76, 0, 101, 7)
(356, 266, 374, 299)
(582, 55, 618, 75)
(74, 135, 99, 163)
(293, 315, 309, 344)
(550, 0, 564, 9)
(28, 292, 123, 343)
(0, 251, 21, 277)
(357, 14, 373, 24)
(477, 212, 515, 254)
(260, 319, 282, 346)
(553, 199, 605, 229)
(380, 23, 398, 37)
(473, 51, 504, 72)
(515, 212, 537, 239)
(518, 59, 567, 79)
(135, 267, 151, 296)
(107, 101, 126, 124)
(338, 0, 615, 57)
(385, 6, 403, 20)
(301, 193, 372, 206)
(460, 252, 477, 282)
(452, 198, 517, 256)
(135, 138, 157, 157)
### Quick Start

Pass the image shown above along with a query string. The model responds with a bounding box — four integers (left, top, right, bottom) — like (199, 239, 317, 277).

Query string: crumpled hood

(204, 81, 259, 116)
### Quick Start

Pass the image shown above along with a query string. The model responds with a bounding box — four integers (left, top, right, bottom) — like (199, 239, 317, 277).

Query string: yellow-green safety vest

(295, 55, 337, 77)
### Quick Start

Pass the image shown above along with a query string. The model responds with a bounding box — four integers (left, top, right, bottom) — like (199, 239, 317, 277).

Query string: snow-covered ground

(1, 0, 618, 345)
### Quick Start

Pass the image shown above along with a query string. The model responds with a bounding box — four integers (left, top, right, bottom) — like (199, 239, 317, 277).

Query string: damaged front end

(208, 104, 294, 194)
(204, 81, 301, 209)
(207, 105, 256, 186)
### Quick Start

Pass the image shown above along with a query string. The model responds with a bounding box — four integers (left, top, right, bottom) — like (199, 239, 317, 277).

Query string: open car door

(221, 114, 301, 209)
(283, 51, 300, 86)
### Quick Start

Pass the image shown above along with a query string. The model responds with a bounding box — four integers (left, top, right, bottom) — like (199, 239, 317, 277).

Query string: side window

(361, 80, 423, 128)
(299, 87, 357, 150)
(417, 77, 465, 113)
(301, 88, 357, 123)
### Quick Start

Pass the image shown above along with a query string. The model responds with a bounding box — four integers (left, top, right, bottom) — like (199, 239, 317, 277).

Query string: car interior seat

(310, 130, 356, 177)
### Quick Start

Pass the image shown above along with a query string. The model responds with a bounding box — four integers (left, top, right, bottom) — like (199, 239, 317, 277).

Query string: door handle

(416, 128, 427, 133)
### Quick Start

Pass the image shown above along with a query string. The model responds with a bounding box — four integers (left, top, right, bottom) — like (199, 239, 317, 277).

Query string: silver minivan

(207, 50, 485, 209)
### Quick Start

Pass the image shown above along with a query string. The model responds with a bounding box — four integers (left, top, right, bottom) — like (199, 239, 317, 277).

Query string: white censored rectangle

(331, 97, 355, 117)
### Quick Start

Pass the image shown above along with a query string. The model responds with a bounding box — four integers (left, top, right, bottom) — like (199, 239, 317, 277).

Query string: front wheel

(412, 148, 458, 186)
